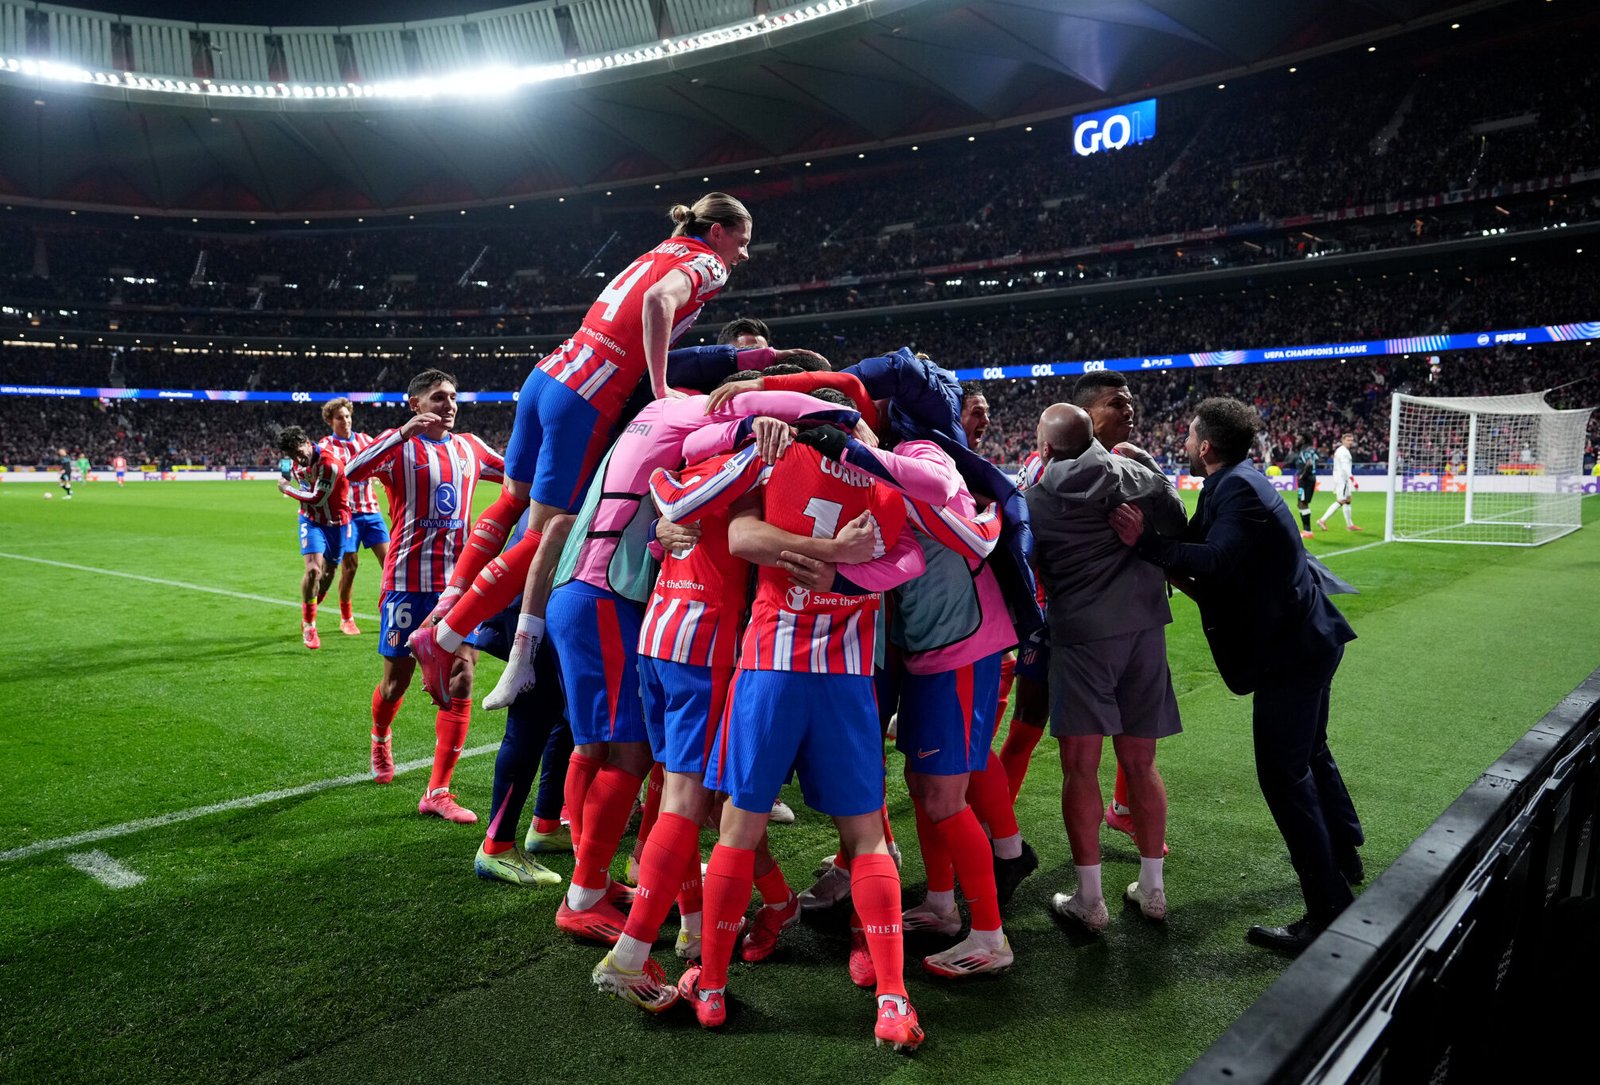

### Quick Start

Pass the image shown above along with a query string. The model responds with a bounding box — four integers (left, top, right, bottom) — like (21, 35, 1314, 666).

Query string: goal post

(1385, 390, 1594, 546)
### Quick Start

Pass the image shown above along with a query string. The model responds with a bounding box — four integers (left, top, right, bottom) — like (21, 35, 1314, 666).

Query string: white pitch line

(0, 551, 380, 621)
(0, 743, 500, 863)
(66, 849, 147, 888)
(1319, 539, 1389, 559)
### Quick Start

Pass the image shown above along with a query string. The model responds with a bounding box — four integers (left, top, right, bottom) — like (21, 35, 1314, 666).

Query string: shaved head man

(1036, 403, 1095, 462)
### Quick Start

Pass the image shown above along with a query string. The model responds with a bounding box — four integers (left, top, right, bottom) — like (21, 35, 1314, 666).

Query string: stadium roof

(0, 0, 1506, 218)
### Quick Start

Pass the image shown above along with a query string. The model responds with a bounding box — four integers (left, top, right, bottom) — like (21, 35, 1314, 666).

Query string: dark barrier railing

(1182, 665, 1600, 1084)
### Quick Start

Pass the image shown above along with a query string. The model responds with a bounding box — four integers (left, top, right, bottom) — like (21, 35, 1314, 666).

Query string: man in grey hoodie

(1025, 402, 1187, 933)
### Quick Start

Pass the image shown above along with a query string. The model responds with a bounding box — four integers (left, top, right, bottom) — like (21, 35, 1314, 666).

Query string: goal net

(1385, 391, 1593, 546)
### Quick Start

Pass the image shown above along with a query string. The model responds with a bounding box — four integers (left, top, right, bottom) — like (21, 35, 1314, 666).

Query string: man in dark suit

(1110, 397, 1364, 954)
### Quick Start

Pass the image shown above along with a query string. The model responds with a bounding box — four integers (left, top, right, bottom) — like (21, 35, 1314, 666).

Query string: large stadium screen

(1071, 98, 1157, 156)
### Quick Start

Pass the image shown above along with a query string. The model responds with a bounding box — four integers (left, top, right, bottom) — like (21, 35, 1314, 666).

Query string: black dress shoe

(993, 840, 1039, 909)
(1246, 916, 1324, 955)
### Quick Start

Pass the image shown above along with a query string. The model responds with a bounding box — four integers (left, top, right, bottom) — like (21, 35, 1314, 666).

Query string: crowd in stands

(2, 27, 1595, 338)
(7, 338, 1593, 475)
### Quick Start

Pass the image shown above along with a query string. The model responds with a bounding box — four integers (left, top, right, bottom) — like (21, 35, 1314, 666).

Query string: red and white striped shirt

(651, 443, 908, 677)
(282, 446, 352, 527)
(345, 428, 504, 592)
(535, 237, 728, 419)
(639, 458, 749, 669)
(318, 432, 381, 516)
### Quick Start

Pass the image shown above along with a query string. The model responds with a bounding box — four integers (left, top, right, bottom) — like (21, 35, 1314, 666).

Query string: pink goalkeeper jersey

(318, 432, 381, 516)
(345, 428, 504, 592)
(568, 390, 846, 593)
(651, 443, 924, 677)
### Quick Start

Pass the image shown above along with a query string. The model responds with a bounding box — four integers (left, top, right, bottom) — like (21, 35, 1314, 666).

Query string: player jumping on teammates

(343, 369, 507, 824)
(277, 426, 352, 650)
(317, 398, 392, 636)
(1317, 434, 1362, 532)
(405, 194, 752, 710)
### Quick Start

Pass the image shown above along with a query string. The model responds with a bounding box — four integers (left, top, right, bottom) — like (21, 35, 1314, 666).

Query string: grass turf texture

(2, 480, 1596, 1084)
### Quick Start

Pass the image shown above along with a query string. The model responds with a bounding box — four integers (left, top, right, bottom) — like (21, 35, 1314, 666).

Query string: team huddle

(272, 193, 1366, 1052)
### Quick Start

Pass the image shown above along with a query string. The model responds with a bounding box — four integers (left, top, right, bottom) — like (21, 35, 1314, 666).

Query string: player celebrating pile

(344, 369, 505, 823)
(649, 419, 929, 1051)
(406, 194, 752, 709)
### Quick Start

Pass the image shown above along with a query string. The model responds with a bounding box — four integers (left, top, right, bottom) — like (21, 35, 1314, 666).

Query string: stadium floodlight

(0, 0, 868, 105)
(1385, 391, 1594, 546)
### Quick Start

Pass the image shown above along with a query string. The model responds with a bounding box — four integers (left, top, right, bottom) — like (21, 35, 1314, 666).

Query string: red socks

(999, 719, 1045, 801)
(911, 798, 955, 893)
(621, 812, 702, 943)
(571, 765, 645, 891)
(637, 763, 665, 848)
(340, 599, 353, 621)
(753, 864, 791, 907)
(443, 490, 529, 598)
(1114, 762, 1130, 811)
(563, 753, 605, 851)
(441, 530, 541, 640)
(370, 687, 402, 740)
(937, 806, 1001, 932)
(426, 697, 472, 792)
(302, 601, 316, 624)
(967, 753, 1020, 841)
(851, 853, 906, 999)
(700, 844, 757, 990)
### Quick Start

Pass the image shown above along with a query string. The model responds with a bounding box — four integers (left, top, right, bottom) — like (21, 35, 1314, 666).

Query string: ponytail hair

(669, 192, 750, 238)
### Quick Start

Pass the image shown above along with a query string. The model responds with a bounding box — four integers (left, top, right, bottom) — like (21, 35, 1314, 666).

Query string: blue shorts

(709, 669, 884, 818)
(640, 657, 732, 775)
(298, 516, 347, 563)
(895, 652, 1004, 776)
(378, 590, 439, 658)
(504, 368, 613, 513)
(343, 512, 390, 551)
(1015, 639, 1050, 683)
(115, 471, 125, 480)
(547, 580, 646, 745)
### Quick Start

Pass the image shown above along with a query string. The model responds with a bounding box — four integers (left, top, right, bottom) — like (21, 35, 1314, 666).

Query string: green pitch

(2, 481, 1597, 1084)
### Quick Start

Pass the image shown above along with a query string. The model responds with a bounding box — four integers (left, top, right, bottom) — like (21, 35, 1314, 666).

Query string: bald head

(1037, 403, 1094, 463)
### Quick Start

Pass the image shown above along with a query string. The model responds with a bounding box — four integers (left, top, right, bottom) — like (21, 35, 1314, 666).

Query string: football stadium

(2, 0, 1598, 1081)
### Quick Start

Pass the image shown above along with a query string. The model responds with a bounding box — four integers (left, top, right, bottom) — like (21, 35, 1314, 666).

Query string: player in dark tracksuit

(1295, 435, 1318, 535)
(57, 450, 74, 499)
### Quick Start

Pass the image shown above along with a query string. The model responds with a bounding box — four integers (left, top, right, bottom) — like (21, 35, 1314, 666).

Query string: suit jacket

(1135, 460, 1355, 695)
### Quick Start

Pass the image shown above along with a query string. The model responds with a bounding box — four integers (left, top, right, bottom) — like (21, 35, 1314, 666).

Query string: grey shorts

(1048, 626, 1182, 740)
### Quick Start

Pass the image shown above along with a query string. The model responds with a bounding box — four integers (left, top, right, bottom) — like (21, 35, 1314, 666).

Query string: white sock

(1111, 801, 1131, 817)
(1341, 502, 1354, 527)
(1075, 863, 1103, 903)
(966, 926, 1006, 950)
(877, 994, 909, 1014)
(436, 622, 466, 653)
(611, 934, 651, 973)
(515, 613, 546, 642)
(567, 882, 606, 911)
(922, 889, 956, 913)
(1320, 501, 1339, 524)
(680, 911, 702, 934)
(1139, 855, 1165, 893)
(992, 833, 1022, 860)
(371, 732, 390, 743)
